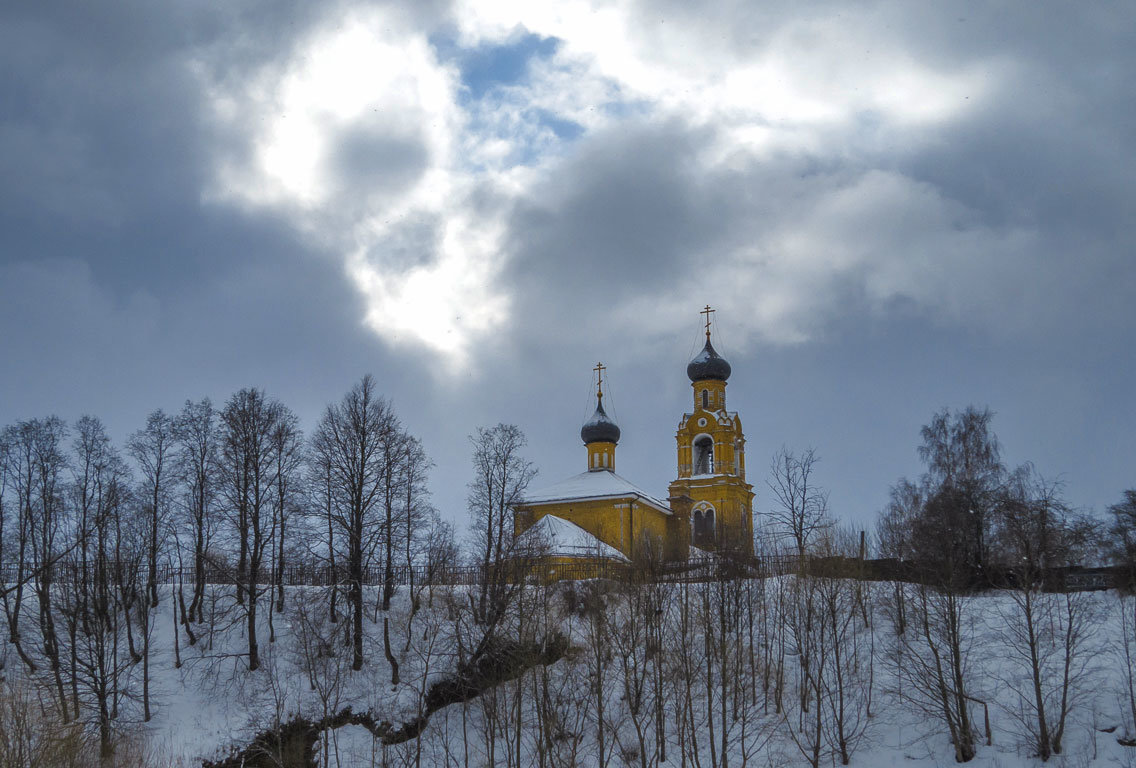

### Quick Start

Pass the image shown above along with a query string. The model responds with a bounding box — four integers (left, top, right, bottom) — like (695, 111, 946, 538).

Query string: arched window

(693, 434, 714, 474)
(702, 389, 709, 409)
(692, 503, 716, 548)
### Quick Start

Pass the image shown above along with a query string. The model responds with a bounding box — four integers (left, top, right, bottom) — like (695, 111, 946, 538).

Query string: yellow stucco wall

(585, 441, 617, 472)
(514, 495, 673, 563)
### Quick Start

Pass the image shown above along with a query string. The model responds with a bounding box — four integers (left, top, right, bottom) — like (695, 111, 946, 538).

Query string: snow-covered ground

(3, 578, 1136, 767)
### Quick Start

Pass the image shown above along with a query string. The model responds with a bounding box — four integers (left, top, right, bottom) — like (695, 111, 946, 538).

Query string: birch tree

(468, 424, 534, 627)
(310, 375, 398, 672)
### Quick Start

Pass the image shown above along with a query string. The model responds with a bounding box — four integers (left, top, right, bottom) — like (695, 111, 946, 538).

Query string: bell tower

(668, 307, 755, 555)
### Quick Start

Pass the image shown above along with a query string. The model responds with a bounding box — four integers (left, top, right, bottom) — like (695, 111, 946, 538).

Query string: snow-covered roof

(519, 471, 671, 514)
(513, 515, 630, 562)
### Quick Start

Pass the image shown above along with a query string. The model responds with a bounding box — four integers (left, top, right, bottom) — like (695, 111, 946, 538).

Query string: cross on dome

(701, 304, 715, 340)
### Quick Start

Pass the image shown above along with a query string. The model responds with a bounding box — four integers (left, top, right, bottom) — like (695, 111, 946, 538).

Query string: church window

(692, 504, 715, 548)
(702, 389, 709, 409)
(693, 435, 714, 474)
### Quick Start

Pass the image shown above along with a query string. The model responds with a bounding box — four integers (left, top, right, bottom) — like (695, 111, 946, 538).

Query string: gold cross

(594, 361, 606, 398)
(701, 305, 715, 340)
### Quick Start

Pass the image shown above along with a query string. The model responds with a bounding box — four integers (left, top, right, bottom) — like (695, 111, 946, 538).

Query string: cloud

(120, 0, 1132, 375)
(199, 5, 514, 366)
(195, 0, 1027, 367)
(3, 0, 1136, 529)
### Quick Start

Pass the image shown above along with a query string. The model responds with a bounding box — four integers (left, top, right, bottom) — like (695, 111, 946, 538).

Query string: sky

(2, 0, 1134, 541)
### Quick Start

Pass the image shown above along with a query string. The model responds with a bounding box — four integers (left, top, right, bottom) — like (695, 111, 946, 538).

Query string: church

(511, 308, 755, 574)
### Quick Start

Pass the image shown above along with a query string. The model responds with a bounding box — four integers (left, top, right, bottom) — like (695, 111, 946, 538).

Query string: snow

(513, 515, 630, 562)
(520, 470, 671, 513)
(5, 578, 1136, 767)
(690, 345, 715, 363)
(581, 409, 614, 429)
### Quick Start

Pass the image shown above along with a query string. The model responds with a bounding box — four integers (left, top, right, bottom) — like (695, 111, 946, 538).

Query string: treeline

(3, 391, 1135, 767)
(767, 405, 1136, 764)
(0, 375, 462, 760)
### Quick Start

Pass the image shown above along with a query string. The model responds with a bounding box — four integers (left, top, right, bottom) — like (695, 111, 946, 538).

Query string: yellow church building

(512, 308, 755, 573)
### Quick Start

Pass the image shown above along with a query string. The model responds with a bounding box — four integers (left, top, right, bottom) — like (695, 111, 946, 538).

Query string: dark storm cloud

(0, 0, 320, 288)
(501, 0, 1136, 348)
(506, 121, 719, 301)
(0, 0, 440, 439)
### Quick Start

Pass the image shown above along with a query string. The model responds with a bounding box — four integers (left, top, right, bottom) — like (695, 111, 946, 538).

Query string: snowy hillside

(4, 575, 1136, 768)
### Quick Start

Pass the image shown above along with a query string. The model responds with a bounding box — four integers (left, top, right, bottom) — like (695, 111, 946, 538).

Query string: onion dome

(580, 397, 621, 445)
(687, 338, 732, 382)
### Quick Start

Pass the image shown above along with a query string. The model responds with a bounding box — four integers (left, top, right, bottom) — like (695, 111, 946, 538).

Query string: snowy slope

(3, 580, 1136, 767)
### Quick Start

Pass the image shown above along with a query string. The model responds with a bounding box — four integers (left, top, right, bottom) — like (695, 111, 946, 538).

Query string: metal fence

(0, 556, 1121, 592)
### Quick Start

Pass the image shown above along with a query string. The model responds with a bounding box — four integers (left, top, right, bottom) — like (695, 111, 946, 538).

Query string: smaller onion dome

(581, 397, 621, 445)
(687, 338, 732, 382)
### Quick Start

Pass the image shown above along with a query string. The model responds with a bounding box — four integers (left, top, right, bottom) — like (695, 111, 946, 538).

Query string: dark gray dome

(687, 338, 732, 382)
(581, 398, 621, 444)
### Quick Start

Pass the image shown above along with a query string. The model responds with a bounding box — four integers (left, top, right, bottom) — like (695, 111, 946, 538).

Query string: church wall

(514, 498, 673, 562)
(669, 476, 755, 556)
(665, 495, 693, 560)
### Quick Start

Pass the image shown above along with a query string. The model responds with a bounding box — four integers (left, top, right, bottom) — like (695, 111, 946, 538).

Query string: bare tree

(885, 579, 982, 763)
(69, 417, 112, 636)
(60, 450, 137, 760)
(579, 581, 616, 765)
(399, 435, 433, 616)
(0, 429, 8, 672)
(880, 409, 994, 764)
(310, 374, 398, 672)
(174, 398, 219, 629)
(220, 388, 292, 671)
(1109, 489, 1136, 590)
(378, 411, 406, 614)
(268, 410, 303, 616)
(768, 447, 831, 560)
(60, 417, 113, 723)
(421, 513, 456, 609)
(784, 569, 827, 768)
(1, 421, 40, 673)
(468, 424, 535, 626)
(816, 532, 874, 765)
(127, 409, 174, 610)
(877, 478, 922, 636)
(24, 417, 71, 721)
(127, 408, 176, 721)
(290, 596, 350, 768)
(990, 466, 1099, 760)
